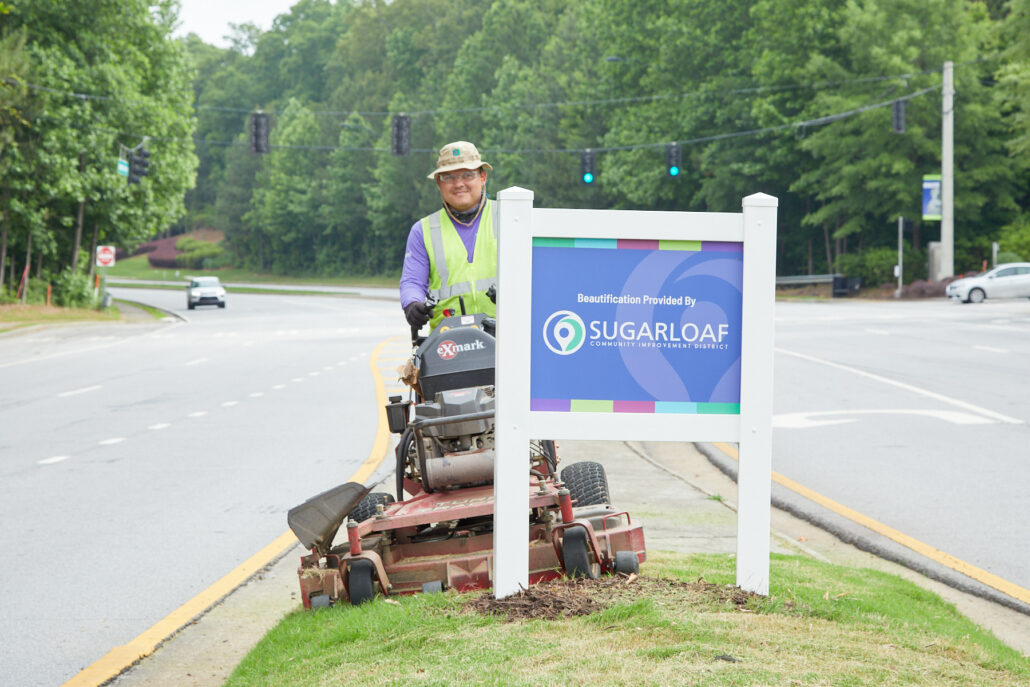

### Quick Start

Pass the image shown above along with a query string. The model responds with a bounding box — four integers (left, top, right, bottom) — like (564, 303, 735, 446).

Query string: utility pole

(896, 216, 904, 298)
(940, 60, 954, 279)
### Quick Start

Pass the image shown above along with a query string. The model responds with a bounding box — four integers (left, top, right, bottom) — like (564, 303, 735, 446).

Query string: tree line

(3, 0, 1030, 297)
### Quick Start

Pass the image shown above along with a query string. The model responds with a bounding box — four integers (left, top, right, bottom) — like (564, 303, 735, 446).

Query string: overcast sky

(173, 0, 299, 47)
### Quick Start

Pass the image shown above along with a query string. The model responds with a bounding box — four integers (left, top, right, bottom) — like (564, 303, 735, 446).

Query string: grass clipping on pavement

(226, 551, 1029, 687)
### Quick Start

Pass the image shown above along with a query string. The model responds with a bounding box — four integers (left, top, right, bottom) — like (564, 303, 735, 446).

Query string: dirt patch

(466, 574, 765, 621)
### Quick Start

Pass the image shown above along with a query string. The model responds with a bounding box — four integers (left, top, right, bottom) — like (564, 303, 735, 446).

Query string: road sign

(117, 158, 129, 177)
(96, 245, 116, 268)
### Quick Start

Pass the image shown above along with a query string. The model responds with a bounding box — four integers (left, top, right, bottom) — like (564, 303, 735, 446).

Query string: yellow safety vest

(420, 200, 497, 330)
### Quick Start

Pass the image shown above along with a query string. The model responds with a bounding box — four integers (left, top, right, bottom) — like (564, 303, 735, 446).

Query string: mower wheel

(560, 461, 611, 507)
(347, 558, 376, 605)
(309, 593, 332, 609)
(613, 550, 640, 575)
(562, 527, 598, 579)
(350, 492, 395, 524)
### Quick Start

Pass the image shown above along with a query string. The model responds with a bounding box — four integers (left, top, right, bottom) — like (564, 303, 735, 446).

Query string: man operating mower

(399, 141, 497, 331)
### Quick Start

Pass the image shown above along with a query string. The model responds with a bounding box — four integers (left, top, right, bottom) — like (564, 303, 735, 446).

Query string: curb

(695, 442, 1030, 617)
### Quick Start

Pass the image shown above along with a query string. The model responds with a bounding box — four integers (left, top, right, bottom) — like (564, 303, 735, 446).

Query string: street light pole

(941, 60, 954, 279)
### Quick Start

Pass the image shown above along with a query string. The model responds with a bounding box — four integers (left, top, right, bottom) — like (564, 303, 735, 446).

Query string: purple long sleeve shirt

(399, 211, 485, 309)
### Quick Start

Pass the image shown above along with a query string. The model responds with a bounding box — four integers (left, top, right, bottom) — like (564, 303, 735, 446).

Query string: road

(773, 297, 1030, 596)
(0, 288, 404, 687)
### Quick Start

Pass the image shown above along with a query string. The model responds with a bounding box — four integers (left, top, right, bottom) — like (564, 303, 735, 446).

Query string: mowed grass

(0, 303, 120, 333)
(225, 551, 1029, 687)
(107, 254, 398, 288)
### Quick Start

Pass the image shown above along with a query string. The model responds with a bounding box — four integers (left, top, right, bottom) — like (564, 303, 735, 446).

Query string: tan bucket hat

(427, 141, 493, 179)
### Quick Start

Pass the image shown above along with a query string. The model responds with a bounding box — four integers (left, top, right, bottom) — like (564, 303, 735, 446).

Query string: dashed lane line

(38, 456, 70, 465)
(61, 335, 403, 687)
(98, 438, 125, 446)
(57, 385, 103, 398)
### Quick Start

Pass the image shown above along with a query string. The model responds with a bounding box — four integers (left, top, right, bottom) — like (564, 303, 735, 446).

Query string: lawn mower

(288, 299, 646, 607)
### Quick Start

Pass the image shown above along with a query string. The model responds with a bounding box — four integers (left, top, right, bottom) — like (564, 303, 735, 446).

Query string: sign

(922, 174, 942, 221)
(493, 188, 778, 600)
(530, 239, 743, 414)
(96, 245, 116, 268)
(117, 158, 129, 177)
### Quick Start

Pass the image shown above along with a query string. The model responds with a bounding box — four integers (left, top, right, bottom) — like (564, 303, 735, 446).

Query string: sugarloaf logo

(543, 310, 586, 355)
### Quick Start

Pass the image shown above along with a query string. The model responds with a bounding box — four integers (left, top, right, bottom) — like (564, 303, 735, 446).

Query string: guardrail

(775, 274, 841, 286)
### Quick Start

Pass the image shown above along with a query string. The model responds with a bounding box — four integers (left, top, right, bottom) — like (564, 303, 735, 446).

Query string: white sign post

(493, 187, 777, 598)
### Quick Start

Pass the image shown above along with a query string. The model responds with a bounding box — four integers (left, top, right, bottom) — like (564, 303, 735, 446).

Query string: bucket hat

(427, 141, 492, 179)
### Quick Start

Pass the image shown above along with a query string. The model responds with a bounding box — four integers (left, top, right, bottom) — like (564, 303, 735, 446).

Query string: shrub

(54, 269, 95, 308)
(175, 238, 225, 269)
(997, 250, 1024, 263)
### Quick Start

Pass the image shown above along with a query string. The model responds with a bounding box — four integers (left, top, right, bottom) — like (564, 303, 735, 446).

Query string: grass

(106, 254, 398, 288)
(225, 551, 1030, 687)
(0, 303, 120, 333)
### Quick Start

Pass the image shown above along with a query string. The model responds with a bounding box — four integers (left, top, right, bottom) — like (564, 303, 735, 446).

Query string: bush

(834, 244, 928, 288)
(175, 237, 225, 269)
(54, 269, 95, 308)
(997, 250, 1024, 263)
(997, 214, 1030, 261)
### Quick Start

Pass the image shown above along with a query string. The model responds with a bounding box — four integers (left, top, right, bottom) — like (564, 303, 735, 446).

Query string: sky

(173, 0, 299, 48)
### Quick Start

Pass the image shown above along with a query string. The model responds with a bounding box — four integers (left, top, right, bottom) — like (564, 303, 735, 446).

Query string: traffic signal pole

(941, 60, 954, 279)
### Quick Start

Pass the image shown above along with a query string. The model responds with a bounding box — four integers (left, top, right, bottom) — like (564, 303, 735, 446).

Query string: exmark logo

(543, 310, 586, 355)
(437, 339, 485, 360)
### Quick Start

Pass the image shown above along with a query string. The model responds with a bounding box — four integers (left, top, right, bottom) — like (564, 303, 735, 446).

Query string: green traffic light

(583, 172, 594, 184)
(669, 166, 680, 177)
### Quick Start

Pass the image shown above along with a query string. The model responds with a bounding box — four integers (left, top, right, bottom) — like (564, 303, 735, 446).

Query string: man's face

(436, 168, 486, 212)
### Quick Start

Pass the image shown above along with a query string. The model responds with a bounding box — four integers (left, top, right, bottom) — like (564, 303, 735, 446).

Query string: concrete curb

(695, 442, 1030, 617)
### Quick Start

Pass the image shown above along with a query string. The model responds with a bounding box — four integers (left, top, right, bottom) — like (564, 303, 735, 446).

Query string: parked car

(186, 276, 226, 309)
(946, 263, 1030, 303)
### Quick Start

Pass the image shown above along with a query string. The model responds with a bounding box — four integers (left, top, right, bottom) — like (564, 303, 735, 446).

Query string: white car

(187, 276, 227, 309)
(946, 262, 1030, 303)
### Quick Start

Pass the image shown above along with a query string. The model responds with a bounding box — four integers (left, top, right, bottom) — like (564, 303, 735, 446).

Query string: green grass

(225, 551, 1030, 687)
(106, 254, 398, 288)
(0, 303, 120, 333)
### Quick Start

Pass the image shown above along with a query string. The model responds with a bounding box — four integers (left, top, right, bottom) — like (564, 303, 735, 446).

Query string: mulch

(466, 574, 764, 622)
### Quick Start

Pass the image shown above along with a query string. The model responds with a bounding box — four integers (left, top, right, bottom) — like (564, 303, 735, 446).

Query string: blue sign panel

(530, 238, 743, 415)
(922, 174, 942, 221)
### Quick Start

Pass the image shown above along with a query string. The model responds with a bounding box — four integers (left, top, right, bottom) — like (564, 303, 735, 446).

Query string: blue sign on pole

(922, 174, 942, 221)
(530, 238, 743, 415)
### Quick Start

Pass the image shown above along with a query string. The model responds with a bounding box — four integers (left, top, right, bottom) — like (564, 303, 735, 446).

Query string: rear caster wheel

(347, 558, 376, 605)
(562, 527, 598, 579)
(613, 550, 639, 575)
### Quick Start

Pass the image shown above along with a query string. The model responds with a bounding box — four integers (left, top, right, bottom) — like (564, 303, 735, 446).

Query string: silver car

(187, 276, 227, 309)
(946, 262, 1030, 303)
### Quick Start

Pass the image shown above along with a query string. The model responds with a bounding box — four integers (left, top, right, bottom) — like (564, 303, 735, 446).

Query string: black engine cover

(418, 322, 494, 399)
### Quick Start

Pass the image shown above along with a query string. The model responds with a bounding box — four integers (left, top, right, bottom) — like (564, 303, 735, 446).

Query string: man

(400, 141, 496, 331)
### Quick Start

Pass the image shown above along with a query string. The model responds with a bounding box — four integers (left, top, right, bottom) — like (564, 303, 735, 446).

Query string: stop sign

(96, 245, 116, 268)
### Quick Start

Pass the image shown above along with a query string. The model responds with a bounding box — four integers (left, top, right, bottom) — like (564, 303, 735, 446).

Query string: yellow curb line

(63, 336, 402, 687)
(712, 441, 1030, 606)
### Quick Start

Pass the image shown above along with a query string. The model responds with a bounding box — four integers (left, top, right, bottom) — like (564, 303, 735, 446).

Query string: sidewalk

(108, 440, 1030, 686)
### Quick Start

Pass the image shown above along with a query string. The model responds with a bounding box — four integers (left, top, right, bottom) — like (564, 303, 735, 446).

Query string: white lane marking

(188, 411, 208, 418)
(0, 320, 185, 370)
(272, 384, 286, 390)
(249, 392, 264, 398)
(185, 358, 208, 366)
(777, 347, 1024, 424)
(221, 401, 239, 407)
(308, 371, 320, 377)
(774, 409, 997, 430)
(338, 361, 348, 365)
(323, 365, 334, 371)
(349, 357, 359, 362)
(292, 377, 305, 383)
(973, 345, 1008, 353)
(39, 455, 70, 465)
(148, 423, 171, 430)
(57, 384, 102, 398)
(865, 328, 889, 335)
(99, 437, 125, 446)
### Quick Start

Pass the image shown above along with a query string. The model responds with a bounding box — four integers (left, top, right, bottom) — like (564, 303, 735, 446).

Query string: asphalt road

(774, 297, 1030, 596)
(0, 288, 402, 687)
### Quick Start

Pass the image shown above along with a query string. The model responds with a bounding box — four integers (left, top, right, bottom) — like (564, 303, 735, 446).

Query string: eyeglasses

(437, 170, 481, 184)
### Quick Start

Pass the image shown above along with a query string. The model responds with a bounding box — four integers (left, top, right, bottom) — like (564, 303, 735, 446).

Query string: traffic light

(665, 142, 681, 177)
(391, 114, 411, 156)
(891, 100, 905, 134)
(137, 145, 150, 178)
(128, 152, 142, 184)
(580, 149, 595, 184)
(251, 112, 270, 153)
